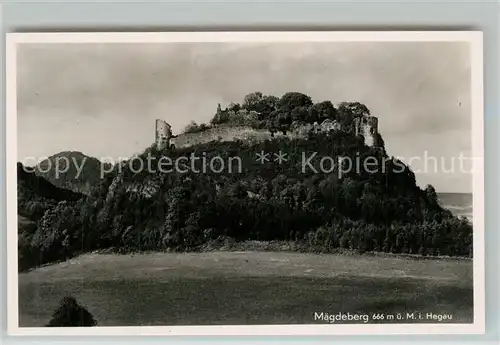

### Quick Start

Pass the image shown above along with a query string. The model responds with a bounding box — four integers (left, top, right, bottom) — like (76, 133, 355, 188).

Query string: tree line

(186, 91, 377, 138)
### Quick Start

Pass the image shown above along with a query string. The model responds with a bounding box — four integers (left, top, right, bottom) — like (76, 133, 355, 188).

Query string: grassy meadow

(18, 252, 473, 327)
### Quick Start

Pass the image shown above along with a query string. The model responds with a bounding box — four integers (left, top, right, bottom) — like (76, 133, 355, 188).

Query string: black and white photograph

(6, 32, 484, 335)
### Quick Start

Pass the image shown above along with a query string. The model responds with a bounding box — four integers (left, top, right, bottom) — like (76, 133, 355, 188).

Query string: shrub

(46, 296, 97, 327)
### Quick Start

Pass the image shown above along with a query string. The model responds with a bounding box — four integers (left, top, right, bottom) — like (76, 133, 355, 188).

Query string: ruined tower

(155, 119, 172, 150)
(354, 115, 379, 147)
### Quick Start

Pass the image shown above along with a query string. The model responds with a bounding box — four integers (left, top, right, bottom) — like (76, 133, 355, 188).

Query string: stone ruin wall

(155, 119, 172, 150)
(354, 115, 379, 147)
(157, 113, 378, 150)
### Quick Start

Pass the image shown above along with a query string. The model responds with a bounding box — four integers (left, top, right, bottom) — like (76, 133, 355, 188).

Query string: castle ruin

(154, 104, 379, 151)
(155, 119, 172, 150)
(354, 115, 379, 147)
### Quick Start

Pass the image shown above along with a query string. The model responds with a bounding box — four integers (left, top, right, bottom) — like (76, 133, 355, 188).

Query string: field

(18, 252, 473, 327)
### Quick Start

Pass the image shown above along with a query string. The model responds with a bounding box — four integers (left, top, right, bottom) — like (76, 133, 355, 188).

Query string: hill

(35, 151, 111, 195)
(17, 92, 473, 271)
(17, 162, 82, 217)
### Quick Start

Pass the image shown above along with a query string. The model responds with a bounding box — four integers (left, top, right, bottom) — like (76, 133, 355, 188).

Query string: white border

(5, 31, 485, 336)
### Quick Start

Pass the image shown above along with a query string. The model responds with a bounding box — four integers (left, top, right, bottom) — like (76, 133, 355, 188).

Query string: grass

(18, 251, 473, 327)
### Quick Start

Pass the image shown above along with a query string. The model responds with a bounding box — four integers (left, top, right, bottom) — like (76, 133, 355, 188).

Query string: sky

(16, 41, 473, 193)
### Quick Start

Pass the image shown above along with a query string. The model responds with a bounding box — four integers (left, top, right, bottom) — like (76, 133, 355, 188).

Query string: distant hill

(18, 162, 82, 205)
(35, 151, 112, 195)
(17, 161, 82, 222)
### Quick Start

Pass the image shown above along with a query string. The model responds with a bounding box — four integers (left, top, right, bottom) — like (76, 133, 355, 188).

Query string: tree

(338, 102, 370, 117)
(243, 92, 263, 110)
(227, 102, 241, 112)
(272, 110, 292, 135)
(46, 296, 97, 327)
(309, 101, 336, 123)
(182, 211, 202, 248)
(163, 186, 191, 247)
(243, 92, 279, 116)
(291, 106, 311, 123)
(184, 121, 209, 134)
(279, 92, 313, 112)
(424, 184, 438, 203)
(336, 102, 370, 132)
(260, 95, 280, 115)
(31, 201, 80, 264)
(210, 110, 230, 125)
